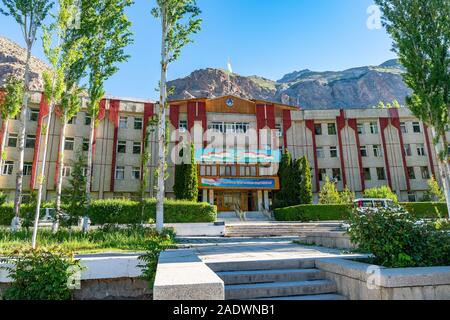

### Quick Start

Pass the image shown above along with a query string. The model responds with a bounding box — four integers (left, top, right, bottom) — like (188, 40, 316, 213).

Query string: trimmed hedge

(87, 199, 217, 225)
(274, 204, 351, 222)
(0, 202, 56, 226)
(274, 202, 449, 222)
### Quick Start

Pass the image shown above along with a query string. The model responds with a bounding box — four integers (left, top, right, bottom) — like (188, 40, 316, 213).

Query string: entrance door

(216, 191, 249, 212)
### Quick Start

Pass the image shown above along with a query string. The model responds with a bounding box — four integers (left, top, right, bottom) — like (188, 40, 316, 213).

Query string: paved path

(177, 236, 360, 264)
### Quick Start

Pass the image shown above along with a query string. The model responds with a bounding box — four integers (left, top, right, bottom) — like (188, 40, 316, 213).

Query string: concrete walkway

(177, 236, 359, 264)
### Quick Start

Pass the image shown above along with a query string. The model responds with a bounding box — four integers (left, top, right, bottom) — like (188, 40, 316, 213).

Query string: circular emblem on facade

(226, 98, 234, 107)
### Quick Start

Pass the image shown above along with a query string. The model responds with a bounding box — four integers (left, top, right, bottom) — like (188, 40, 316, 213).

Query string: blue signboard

(200, 177, 277, 189)
(195, 148, 281, 164)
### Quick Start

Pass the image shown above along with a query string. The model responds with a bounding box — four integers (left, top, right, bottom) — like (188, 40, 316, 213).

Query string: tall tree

(31, 0, 83, 247)
(152, 0, 201, 232)
(75, 0, 133, 227)
(0, 75, 23, 170)
(0, 0, 53, 228)
(174, 143, 198, 201)
(273, 150, 293, 208)
(299, 156, 313, 204)
(319, 176, 341, 204)
(375, 0, 450, 217)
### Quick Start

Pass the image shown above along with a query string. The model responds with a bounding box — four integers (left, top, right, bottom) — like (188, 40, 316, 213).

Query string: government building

(0, 91, 444, 211)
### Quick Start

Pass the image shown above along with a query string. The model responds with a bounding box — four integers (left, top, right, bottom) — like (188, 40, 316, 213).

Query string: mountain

(0, 36, 50, 91)
(168, 59, 412, 109)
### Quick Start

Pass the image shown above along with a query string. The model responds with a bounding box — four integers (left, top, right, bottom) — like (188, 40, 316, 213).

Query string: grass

(0, 225, 176, 255)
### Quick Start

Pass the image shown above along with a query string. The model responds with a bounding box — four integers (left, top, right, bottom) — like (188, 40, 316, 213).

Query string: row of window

(199, 165, 259, 177)
(315, 143, 428, 159)
(314, 121, 423, 136)
(318, 166, 430, 182)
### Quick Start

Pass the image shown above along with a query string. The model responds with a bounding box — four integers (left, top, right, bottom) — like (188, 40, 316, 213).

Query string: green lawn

(0, 226, 176, 255)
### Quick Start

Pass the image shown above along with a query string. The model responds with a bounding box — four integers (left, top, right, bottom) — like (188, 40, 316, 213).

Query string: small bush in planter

(1, 247, 83, 300)
(348, 206, 450, 268)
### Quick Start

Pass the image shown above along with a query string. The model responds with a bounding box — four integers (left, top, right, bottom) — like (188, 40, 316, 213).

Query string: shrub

(274, 204, 351, 221)
(0, 202, 54, 226)
(0, 192, 7, 206)
(348, 206, 450, 268)
(318, 177, 341, 204)
(1, 247, 83, 300)
(421, 177, 445, 202)
(87, 198, 217, 225)
(364, 186, 398, 203)
(400, 202, 448, 219)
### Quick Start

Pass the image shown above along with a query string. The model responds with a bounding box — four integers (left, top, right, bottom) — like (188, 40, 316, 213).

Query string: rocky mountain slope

(0, 36, 50, 91)
(168, 60, 412, 109)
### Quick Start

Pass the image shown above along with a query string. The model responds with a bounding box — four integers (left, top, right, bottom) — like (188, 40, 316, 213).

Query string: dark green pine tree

(292, 157, 303, 205)
(274, 150, 293, 208)
(174, 144, 198, 201)
(299, 156, 313, 204)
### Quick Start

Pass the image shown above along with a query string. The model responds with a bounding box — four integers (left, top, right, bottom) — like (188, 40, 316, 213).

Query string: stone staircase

(225, 222, 343, 237)
(207, 258, 345, 300)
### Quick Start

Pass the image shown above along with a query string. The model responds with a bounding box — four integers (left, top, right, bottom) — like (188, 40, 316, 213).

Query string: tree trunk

(54, 114, 67, 232)
(85, 108, 95, 210)
(0, 118, 9, 170)
(31, 103, 54, 249)
(156, 12, 168, 233)
(430, 126, 450, 218)
(13, 45, 32, 222)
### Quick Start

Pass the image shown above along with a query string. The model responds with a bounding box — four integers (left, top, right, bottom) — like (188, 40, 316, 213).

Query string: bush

(87, 198, 217, 225)
(1, 247, 83, 300)
(0, 202, 56, 227)
(364, 186, 398, 203)
(274, 204, 351, 221)
(400, 202, 448, 219)
(348, 206, 450, 268)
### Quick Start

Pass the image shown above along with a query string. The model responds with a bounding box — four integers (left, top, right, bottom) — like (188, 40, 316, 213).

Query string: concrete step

(225, 279, 337, 300)
(207, 258, 315, 272)
(217, 268, 325, 285)
(251, 293, 347, 301)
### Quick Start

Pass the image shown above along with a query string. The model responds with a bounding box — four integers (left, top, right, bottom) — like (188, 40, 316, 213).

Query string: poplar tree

(375, 0, 450, 217)
(274, 150, 293, 208)
(174, 143, 198, 201)
(152, 0, 201, 232)
(0, 0, 53, 227)
(299, 156, 313, 204)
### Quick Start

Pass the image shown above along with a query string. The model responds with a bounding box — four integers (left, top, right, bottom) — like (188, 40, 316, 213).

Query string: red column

(109, 99, 121, 192)
(92, 99, 106, 160)
(30, 93, 50, 189)
(389, 109, 410, 191)
(282, 109, 292, 149)
(423, 124, 436, 178)
(336, 110, 347, 187)
(305, 120, 320, 192)
(348, 119, 365, 191)
(379, 118, 393, 189)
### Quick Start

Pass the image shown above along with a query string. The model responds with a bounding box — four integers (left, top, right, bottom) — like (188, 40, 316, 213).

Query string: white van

(353, 198, 395, 210)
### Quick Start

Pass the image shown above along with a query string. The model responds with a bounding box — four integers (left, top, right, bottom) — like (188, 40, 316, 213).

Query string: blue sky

(1, 0, 396, 101)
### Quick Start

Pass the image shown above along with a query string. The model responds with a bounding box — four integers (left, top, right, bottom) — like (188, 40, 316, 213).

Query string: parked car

(353, 198, 395, 210)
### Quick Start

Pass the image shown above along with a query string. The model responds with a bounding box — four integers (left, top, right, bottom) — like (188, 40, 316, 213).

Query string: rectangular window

(62, 166, 72, 178)
(370, 122, 379, 134)
(314, 124, 322, 135)
(363, 168, 371, 181)
(417, 144, 426, 156)
(400, 122, 407, 134)
(412, 122, 421, 133)
(83, 138, 90, 152)
(377, 167, 386, 180)
(357, 123, 365, 135)
(85, 113, 92, 126)
(407, 167, 416, 180)
(179, 120, 188, 132)
(360, 146, 368, 157)
(23, 162, 32, 176)
(407, 193, 417, 202)
(115, 166, 125, 180)
(2, 161, 14, 175)
(421, 166, 430, 180)
(236, 123, 249, 134)
(119, 116, 128, 129)
(7, 133, 17, 148)
(25, 135, 36, 149)
(64, 137, 74, 151)
(29, 109, 39, 121)
(133, 142, 142, 155)
(318, 169, 327, 182)
(210, 122, 224, 133)
(404, 144, 412, 157)
(132, 167, 141, 180)
(373, 145, 383, 157)
(332, 168, 341, 181)
(316, 147, 325, 159)
(327, 123, 337, 135)
(117, 141, 126, 153)
(275, 124, 283, 137)
(134, 117, 143, 130)
(330, 146, 338, 158)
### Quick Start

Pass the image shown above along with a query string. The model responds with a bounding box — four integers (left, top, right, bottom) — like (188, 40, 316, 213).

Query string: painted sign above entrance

(200, 177, 278, 190)
(195, 148, 281, 164)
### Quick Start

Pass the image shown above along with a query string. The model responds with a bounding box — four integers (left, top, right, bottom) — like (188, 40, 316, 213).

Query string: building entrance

(215, 191, 257, 212)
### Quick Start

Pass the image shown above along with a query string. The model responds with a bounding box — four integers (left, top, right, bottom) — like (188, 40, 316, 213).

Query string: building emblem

(226, 98, 234, 107)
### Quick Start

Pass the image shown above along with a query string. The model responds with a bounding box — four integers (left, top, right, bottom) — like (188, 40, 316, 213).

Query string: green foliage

(1, 247, 82, 300)
(319, 177, 341, 204)
(0, 192, 7, 206)
(299, 156, 313, 204)
(174, 143, 198, 201)
(348, 206, 450, 267)
(339, 186, 356, 205)
(0, 75, 23, 121)
(274, 204, 351, 222)
(138, 230, 177, 289)
(274, 151, 294, 208)
(422, 177, 445, 202)
(400, 202, 448, 219)
(364, 186, 398, 203)
(86, 199, 216, 225)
